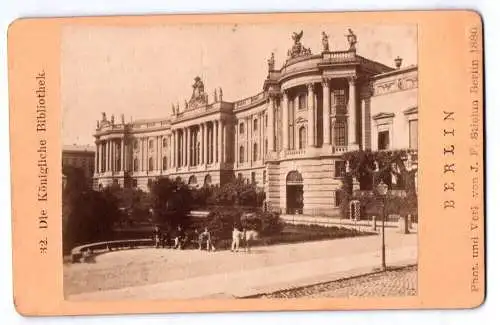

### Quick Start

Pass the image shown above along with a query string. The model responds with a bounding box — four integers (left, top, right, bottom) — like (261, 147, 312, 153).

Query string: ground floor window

(378, 130, 390, 150)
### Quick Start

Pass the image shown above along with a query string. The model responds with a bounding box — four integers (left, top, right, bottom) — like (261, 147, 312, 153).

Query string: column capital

(307, 83, 315, 91)
(347, 75, 358, 85)
(321, 77, 331, 87)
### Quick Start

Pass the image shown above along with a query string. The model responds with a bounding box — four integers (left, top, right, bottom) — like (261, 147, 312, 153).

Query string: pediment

(372, 112, 395, 120)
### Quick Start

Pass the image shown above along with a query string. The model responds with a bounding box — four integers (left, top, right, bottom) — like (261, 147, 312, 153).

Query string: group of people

(231, 225, 258, 253)
(152, 223, 259, 252)
(152, 225, 215, 251)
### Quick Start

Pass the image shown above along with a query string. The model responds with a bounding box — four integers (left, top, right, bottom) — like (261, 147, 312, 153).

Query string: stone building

(62, 144, 96, 188)
(93, 30, 418, 216)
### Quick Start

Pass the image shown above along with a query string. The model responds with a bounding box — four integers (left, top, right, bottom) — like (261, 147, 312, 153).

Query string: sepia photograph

(61, 22, 418, 301)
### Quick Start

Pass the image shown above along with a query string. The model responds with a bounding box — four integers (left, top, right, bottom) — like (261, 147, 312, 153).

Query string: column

(120, 138, 125, 172)
(221, 123, 226, 163)
(187, 127, 191, 167)
(107, 140, 111, 172)
(94, 142, 99, 174)
(173, 130, 177, 168)
(268, 98, 275, 151)
(202, 123, 207, 165)
(218, 121, 223, 163)
(262, 112, 265, 157)
(361, 98, 367, 150)
(282, 90, 289, 151)
(307, 83, 315, 148)
(322, 78, 331, 146)
(348, 76, 358, 147)
(211, 122, 215, 164)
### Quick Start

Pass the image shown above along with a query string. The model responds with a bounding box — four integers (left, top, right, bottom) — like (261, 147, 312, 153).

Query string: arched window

(253, 143, 258, 161)
(188, 175, 197, 186)
(298, 126, 306, 149)
(149, 139, 154, 150)
(239, 146, 245, 163)
(133, 158, 138, 171)
(162, 138, 167, 148)
(265, 139, 268, 154)
(162, 156, 167, 170)
(148, 157, 154, 171)
(204, 174, 212, 186)
(253, 119, 258, 131)
(133, 140, 139, 150)
(239, 122, 245, 134)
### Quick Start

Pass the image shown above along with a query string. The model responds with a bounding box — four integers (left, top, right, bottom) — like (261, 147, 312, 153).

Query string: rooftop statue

(121, 114, 125, 124)
(219, 87, 223, 102)
(214, 88, 218, 102)
(101, 112, 107, 122)
(322, 31, 329, 52)
(267, 52, 275, 71)
(287, 30, 312, 59)
(110, 114, 115, 125)
(346, 28, 358, 51)
(171, 104, 176, 116)
(188, 76, 209, 109)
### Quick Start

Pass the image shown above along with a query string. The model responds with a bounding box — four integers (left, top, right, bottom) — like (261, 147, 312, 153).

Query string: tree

(62, 173, 120, 254)
(340, 149, 418, 219)
(150, 177, 194, 229)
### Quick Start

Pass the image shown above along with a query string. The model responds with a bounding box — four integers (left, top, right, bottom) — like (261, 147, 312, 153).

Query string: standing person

(231, 225, 241, 252)
(173, 225, 185, 250)
(153, 225, 161, 249)
(199, 227, 213, 251)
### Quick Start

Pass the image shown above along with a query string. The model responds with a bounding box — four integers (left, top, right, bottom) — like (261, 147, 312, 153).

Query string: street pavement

(65, 230, 417, 300)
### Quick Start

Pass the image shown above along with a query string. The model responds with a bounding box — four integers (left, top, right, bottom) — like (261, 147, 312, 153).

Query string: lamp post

(375, 181, 389, 271)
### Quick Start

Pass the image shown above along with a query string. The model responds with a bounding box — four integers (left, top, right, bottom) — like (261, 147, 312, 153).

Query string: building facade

(93, 30, 418, 216)
(63, 144, 96, 188)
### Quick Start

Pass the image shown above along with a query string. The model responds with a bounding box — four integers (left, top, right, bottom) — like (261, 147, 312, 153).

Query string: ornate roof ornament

(267, 52, 275, 71)
(187, 76, 208, 109)
(287, 30, 312, 60)
(322, 31, 329, 52)
(345, 28, 358, 51)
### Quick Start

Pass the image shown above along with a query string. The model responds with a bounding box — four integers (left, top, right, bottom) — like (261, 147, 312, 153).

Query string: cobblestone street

(258, 265, 417, 298)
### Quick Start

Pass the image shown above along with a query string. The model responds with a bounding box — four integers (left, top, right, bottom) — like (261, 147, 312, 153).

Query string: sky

(61, 23, 417, 146)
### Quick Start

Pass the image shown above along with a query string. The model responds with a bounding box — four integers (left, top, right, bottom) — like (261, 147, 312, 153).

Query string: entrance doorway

(286, 170, 304, 214)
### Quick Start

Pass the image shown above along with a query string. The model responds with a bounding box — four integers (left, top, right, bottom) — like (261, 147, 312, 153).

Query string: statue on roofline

(322, 31, 329, 52)
(267, 52, 275, 71)
(219, 87, 223, 102)
(346, 28, 358, 51)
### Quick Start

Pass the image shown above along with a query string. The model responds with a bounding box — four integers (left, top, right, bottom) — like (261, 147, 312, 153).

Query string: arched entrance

(286, 170, 304, 214)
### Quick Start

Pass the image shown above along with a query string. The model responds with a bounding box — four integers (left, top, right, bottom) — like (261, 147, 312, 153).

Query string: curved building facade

(93, 31, 418, 217)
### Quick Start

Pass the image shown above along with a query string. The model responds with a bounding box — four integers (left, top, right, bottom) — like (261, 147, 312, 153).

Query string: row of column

(277, 76, 357, 151)
(171, 120, 224, 169)
(95, 138, 125, 174)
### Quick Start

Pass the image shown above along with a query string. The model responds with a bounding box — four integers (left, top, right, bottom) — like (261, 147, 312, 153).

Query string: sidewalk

(67, 232, 417, 301)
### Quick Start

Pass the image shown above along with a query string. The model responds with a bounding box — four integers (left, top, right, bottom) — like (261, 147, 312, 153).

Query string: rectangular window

(378, 131, 390, 150)
(334, 161, 346, 178)
(409, 120, 418, 149)
(251, 172, 256, 184)
(298, 94, 306, 110)
(334, 121, 347, 146)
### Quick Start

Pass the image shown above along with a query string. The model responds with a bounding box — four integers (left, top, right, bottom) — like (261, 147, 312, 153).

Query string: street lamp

(375, 181, 389, 271)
